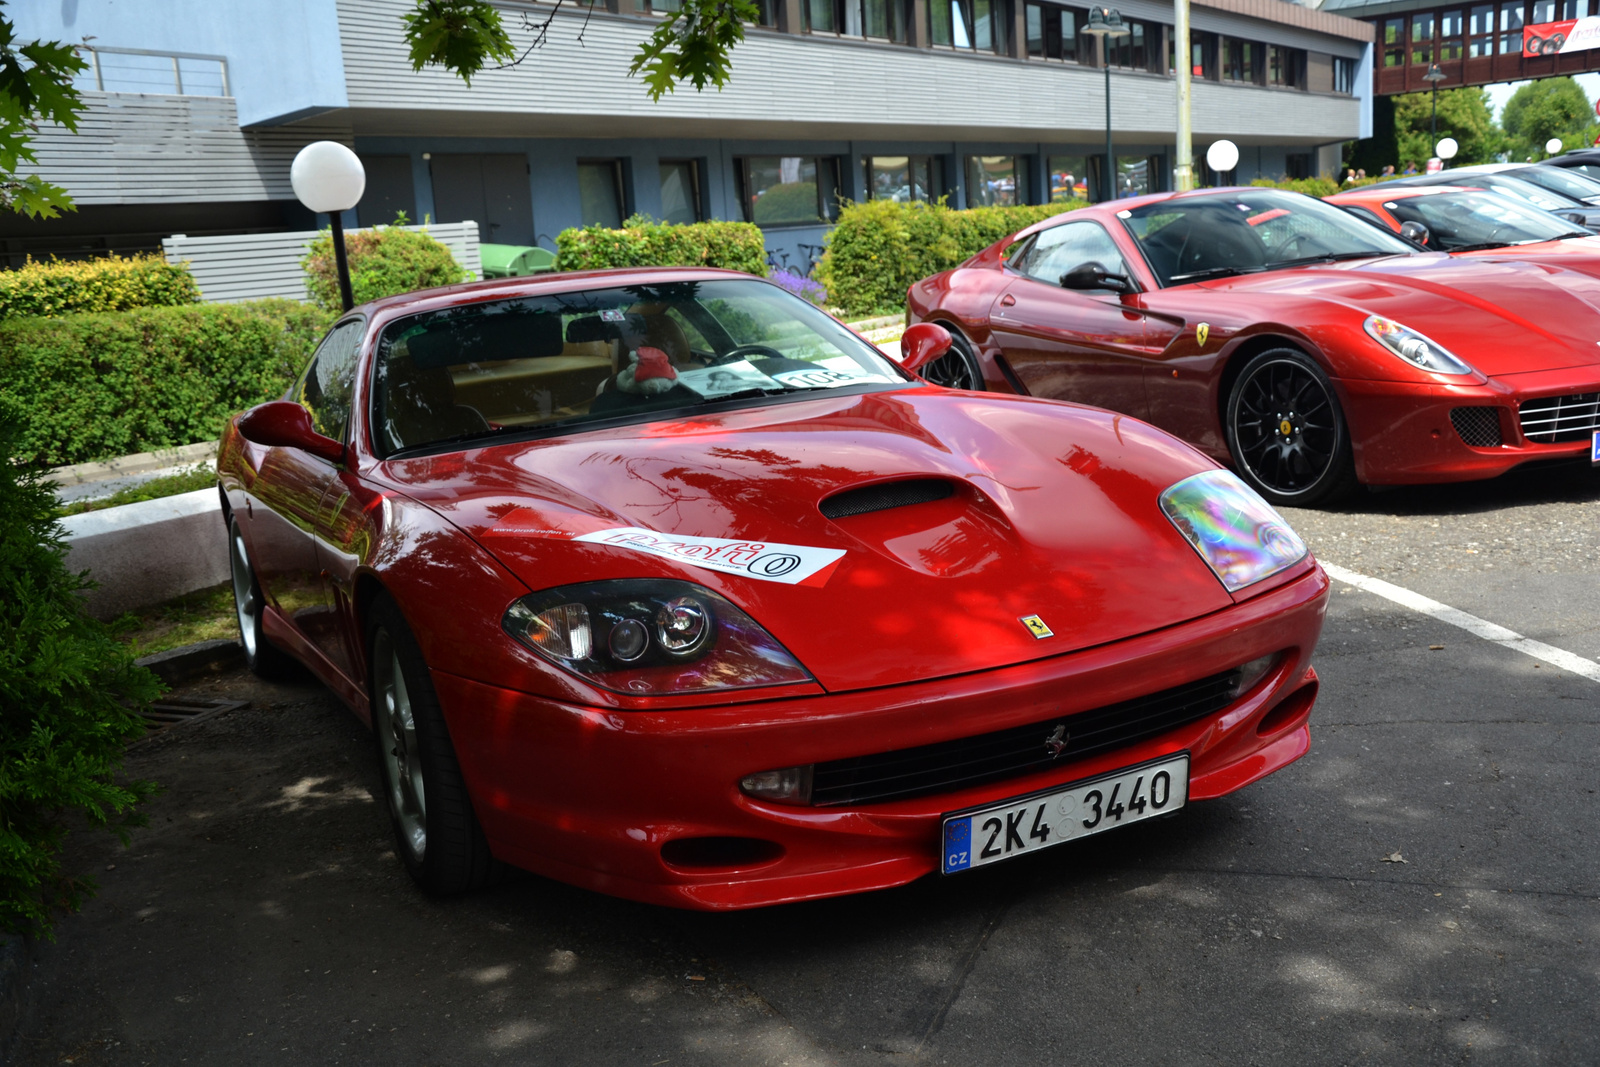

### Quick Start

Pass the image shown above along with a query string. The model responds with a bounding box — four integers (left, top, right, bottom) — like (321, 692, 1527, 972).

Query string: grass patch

(111, 582, 238, 658)
(58, 466, 217, 517)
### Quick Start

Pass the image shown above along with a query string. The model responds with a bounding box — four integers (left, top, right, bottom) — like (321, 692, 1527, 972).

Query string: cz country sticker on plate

(941, 754, 1189, 874)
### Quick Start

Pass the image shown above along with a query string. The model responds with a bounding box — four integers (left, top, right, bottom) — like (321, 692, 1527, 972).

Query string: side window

(1017, 221, 1128, 286)
(1340, 205, 1391, 232)
(295, 320, 364, 444)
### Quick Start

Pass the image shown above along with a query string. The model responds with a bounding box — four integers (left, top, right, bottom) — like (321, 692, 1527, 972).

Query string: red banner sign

(1523, 17, 1600, 56)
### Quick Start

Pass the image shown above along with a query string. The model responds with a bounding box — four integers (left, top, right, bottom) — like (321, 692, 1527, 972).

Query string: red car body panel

(907, 189, 1600, 485)
(217, 267, 1328, 909)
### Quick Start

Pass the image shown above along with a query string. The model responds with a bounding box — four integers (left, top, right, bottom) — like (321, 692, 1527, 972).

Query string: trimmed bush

(555, 215, 768, 277)
(0, 254, 200, 320)
(0, 396, 158, 939)
(0, 300, 333, 468)
(816, 199, 1090, 317)
(301, 222, 469, 311)
(1248, 176, 1343, 198)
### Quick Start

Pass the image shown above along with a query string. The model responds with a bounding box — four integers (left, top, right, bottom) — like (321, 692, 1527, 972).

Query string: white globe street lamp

(291, 141, 366, 311)
(1436, 137, 1459, 162)
(1206, 139, 1240, 181)
(1546, 136, 1565, 156)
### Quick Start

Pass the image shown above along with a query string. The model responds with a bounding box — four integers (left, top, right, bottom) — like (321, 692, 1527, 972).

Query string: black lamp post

(290, 142, 367, 312)
(1423, 62, 1447, 145)
(1084, 7, 1131, 202)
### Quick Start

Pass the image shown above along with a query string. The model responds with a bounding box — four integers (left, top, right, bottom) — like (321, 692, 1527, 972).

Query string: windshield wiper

(388, 425, 517, 458)
(1270, 251, 1392, 268)
(1168, 265, 1266, 282)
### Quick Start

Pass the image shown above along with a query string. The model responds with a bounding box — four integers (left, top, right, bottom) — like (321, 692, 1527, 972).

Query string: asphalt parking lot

(16, 462, 1600, 1066)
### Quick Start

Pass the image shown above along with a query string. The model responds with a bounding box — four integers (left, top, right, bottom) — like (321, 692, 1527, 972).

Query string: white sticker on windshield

(771, 365, 892, 388)
(676, 360, 784, 399)
(573, 527, 845, 585)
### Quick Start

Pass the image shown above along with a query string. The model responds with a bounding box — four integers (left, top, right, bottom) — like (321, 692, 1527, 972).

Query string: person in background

(1402, 161, 1419, 175)
(1381, 165, 1396, 178)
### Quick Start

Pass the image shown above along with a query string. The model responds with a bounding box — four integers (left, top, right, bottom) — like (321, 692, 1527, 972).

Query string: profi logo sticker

(1020, 614, 1054, 639)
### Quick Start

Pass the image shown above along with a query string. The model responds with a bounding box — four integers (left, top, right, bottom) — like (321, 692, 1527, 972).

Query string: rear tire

(367, 594, 495, 896)
(227, 517, 297, 679)
(1225, 348, 1359, 508)
(918, 325, 985, 391)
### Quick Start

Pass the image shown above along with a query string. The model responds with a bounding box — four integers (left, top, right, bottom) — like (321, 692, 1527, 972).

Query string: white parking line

(1320, 561, 1600, 684)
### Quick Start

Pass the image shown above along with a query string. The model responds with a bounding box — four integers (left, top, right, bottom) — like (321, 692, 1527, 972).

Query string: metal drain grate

(138, 697, 248, 734)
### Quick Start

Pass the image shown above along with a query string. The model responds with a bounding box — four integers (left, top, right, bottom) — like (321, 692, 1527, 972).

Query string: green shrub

(0, 299, 333, 468)
(0, 396, 158, 939)
(556, 215, 768, 276)
(1249, 176, 1343, 198)
(752, 183, 822, 225)
(0, 254, 200, 320)
(301, 222, 469, 311)
(816, 198, 1091, 317)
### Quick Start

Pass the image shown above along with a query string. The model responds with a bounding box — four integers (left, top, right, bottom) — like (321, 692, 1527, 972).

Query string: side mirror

(897, 322, 954, 375)
(236, 400, 346, 464)
(1399, 220, 1431, 247)
(1060, 261, 1133, 293)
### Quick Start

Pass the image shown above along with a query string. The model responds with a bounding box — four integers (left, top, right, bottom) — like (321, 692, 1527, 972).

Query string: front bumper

(434, 566, 1330, 910)
(1338, 366, 1600, 485)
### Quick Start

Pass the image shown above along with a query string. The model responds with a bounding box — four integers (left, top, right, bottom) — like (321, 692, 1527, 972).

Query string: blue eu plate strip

(1591, 430, 1599, 466)
(943, 817, 973, 872)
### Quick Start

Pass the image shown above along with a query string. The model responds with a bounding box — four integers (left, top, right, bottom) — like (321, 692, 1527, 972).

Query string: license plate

(1591, 430, 1600, 465)
(940, 754, 1189, 874)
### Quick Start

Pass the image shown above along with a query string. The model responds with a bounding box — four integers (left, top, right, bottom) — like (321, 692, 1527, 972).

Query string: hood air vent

(820, 479, 954, 520)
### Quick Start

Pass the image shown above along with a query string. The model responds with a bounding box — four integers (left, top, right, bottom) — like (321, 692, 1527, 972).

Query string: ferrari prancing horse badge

(1196, 322, 1210, 347)
(1020, 615, 1054, 639)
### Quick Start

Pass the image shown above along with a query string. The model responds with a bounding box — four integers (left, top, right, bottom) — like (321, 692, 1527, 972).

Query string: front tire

(367, 595, 495, 896)
(918, 325, 985, 391)
(1225, 348, 1358, 507)
(228, 517, 296, 679)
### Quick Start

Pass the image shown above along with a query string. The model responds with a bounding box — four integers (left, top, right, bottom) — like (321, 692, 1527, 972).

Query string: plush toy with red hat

(615, 345, 678, 396)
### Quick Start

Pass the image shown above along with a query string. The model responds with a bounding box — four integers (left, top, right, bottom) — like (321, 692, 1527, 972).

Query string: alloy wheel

(374, 632, 427, 864)
(229, 527, 259, 659)
(1231, 357, 1339, 497)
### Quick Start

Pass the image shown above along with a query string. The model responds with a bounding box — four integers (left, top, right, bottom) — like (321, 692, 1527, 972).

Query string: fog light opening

(1257, 678, 1319, 737)
(739, 764, 813, 805)
(660, 836, 785, 872)
(1228, 652, 1282, 700)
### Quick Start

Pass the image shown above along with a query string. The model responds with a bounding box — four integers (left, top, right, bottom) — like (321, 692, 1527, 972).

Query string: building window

(932, 0, 1010, 54)
(1468, 3, 1494, 55)
(1285, 153, 1312, 180)
(1499, 2, 1523, 55)
(578, 160, 625, 229)
(1440, 9, 1464, 60)
(1026, 2, 1086, 61)
(1333, 55, 1356, 93)
(1116, 156, 1151, 198)
(1410, 11, 1435, 66)
(1106, 20, 1155, 71)
(660, 160, 701, 225)
(864, 156, 942, 202)
(1222, 37, 1261, 83)
(750, 0, 779, 24)
(1048, 155, 1089, 201)
(805, 0, 909, 39)
(966, 156, 1020, 206)
(1268, 45, 1304, 88)
(739, 157, 839, 225)
(1177, 32, 1217, 79)
(1383, 18, 1405, 67)
(1531, 0, 1587, 19)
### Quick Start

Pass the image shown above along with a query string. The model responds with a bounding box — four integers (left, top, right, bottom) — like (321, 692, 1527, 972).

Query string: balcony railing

(73, 47, 231, 98)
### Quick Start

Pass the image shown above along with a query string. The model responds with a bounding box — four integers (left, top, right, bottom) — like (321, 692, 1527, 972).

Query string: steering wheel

(709, 343, 787, 366)
(1273, 233, 1315, 260)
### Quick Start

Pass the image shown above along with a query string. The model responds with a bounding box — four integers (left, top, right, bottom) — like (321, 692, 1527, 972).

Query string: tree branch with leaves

(0, 2, 88, 219)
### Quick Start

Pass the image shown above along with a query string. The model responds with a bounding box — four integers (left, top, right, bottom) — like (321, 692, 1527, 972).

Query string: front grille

(819, 478, 954, 519)
(1450, 407, 1503, 447)
(1519, 392, 1600, 444)
(809, 669, 1242, 806)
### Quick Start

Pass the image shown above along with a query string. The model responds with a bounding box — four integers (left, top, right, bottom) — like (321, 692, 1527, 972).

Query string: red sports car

(1326, 184, 1600, 274)
(907, 187, 1600, 506)
(218, 268, 1327, 909)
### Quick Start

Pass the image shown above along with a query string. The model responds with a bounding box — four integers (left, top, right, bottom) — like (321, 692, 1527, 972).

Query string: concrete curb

(136, 638, 244, 686)
(61, 488, 227, 619)
(48, 440, 216, 488)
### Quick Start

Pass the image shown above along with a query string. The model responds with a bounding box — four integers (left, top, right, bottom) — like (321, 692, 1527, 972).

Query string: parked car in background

(1539, 148, 1600, 184)
(1383, 164, 1600, 230)
(1326, 185, 1600, 268)
(217, 268, 1328, 909)
(906, 188, 1600, 506)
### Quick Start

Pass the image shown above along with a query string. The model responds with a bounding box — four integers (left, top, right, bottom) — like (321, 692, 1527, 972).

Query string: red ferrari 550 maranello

(218, 268, 1327, 910)
(907, 187, 1600, 506)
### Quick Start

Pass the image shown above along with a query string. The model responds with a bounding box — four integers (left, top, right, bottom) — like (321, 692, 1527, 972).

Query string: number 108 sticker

(941, 754, 1189, 874)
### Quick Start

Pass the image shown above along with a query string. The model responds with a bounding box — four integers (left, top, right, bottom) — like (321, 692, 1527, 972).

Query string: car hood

(374, 390, 1241, 693)
(1199, 254, 1600, 376)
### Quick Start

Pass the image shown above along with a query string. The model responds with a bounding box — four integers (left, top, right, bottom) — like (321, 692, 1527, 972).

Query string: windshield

(1384, 191, 1587, 250)
(1507, 165, 1600, 203)
(1457, 174, 1576, 210)
(372, 279, 907, 455)
(1118, 189, 1415, 287)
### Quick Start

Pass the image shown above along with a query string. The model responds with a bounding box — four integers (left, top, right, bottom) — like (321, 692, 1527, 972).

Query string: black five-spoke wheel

(1226, 348, 1358, 507)
(917, 327, 984, 391)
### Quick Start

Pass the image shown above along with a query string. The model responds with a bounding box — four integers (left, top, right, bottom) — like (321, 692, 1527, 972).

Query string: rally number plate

(940, 754, 1189, 874)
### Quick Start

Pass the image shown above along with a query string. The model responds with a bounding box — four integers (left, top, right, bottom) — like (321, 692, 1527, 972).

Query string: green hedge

(555, 216, 768, 277)
(0, 300, 332, 468)
(0, 254, 200, 320)
(301, 222, 469, 311)
(816, 199, 1091, 317)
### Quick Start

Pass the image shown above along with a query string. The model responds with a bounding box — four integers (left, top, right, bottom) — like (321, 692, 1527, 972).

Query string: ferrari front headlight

(1159, 469, 1309, 593)
(503, 579, 812, 695)
(1363, 315, 1475, 376)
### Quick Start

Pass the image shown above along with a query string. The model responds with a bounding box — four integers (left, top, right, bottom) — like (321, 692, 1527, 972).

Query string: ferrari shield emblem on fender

(1196, 322, 1211, 347)
(1020, 615, 1053, 639)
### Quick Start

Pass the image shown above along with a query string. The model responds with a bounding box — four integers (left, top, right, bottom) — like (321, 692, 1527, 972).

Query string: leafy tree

(1392, 86, 1503, 167)
(0, 2, 88, 218)
(1502, 76, 1593, 158)
(402, 0, 760, 101)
